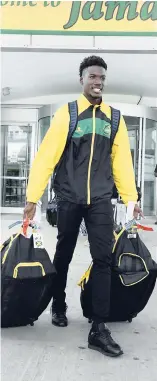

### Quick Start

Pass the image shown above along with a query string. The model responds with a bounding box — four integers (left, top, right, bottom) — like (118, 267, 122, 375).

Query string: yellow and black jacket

(27, 95, 137, 205)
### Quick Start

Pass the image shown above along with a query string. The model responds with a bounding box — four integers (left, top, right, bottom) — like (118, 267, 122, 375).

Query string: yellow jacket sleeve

(26, 104, 69, 203)
(111, 115, 137, 205)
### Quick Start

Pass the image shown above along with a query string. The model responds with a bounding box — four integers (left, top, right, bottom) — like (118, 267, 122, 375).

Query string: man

(24, 56, 142, 358)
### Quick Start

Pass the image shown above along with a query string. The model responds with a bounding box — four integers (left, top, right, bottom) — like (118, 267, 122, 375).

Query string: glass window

(38, 116, 50, 145)
(143, 119, 157, 215)
(1, 125, 32, 208)
(123, 116, 140, 184)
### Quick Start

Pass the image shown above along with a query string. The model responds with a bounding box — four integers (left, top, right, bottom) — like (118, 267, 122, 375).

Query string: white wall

(1, 34, 157, 52)
(2, 93, 157, 108)
(1, 107, 38, 123)
(1, 34, 157, 108)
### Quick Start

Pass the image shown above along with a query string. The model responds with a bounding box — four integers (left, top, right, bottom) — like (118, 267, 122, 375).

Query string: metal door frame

(110, 104, 157, 214)
(1, 122, 36, 214)
(141, 116, 157, 214)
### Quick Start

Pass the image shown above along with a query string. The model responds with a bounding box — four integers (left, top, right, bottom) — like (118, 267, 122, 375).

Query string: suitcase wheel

(88, 318, 92, 323)
(29, 319, 35, 326)
(128, 313, 137, 323)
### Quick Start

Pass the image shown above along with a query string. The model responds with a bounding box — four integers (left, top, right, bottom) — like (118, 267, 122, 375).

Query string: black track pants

(53, 200, 113, 322)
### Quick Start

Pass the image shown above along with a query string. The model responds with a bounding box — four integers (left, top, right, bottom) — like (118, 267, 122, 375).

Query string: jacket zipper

(87, 107, 96, 205)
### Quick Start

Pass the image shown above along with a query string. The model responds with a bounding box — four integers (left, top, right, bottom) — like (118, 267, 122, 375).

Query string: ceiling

(1, 51, 157, 103)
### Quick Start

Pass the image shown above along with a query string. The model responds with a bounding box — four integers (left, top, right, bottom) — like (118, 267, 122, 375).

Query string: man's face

(80, 65, 106, 99)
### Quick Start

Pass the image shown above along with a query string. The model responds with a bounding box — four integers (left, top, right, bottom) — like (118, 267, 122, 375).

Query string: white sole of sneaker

(88, 344, 123, 357)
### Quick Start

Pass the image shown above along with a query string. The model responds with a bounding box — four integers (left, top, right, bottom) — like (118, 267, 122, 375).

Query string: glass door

(143, 119, 157, 216)
(1, 124, 33, 213)
(123, 116, 141, 187)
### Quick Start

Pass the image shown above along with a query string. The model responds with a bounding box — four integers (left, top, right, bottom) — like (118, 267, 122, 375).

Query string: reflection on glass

(38, 116, 50, 145)
(144, 119, 157, 215)
(1, 125, 32, 208)
(123, 116, 140, 183)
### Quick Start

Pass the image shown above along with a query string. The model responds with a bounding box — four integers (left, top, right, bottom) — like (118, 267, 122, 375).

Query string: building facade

(1, 1, 157, 216)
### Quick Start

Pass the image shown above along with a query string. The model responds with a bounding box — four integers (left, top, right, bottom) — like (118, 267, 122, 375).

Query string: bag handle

(9, 219, 30, 234)
(22, 218, 30, 236)
(8, 219, 40, 237)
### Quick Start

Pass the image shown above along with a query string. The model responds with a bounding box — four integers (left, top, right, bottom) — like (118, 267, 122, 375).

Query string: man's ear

(80, 76, 83, 86)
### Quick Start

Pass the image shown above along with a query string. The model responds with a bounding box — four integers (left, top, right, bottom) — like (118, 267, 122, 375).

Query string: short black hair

(79, 55, 107, 77)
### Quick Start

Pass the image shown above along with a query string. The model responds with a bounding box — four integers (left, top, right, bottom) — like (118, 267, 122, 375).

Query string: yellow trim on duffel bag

(2, 233, 20, 265)
(118, 252, 149, 286)
(13, 262, 46, 278)
(112, 228, 125, 253)
(78, 263, 93, 289)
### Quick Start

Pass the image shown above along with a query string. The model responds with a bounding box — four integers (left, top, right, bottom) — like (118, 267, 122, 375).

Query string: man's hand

(133, 204, 144, 219)
(24, 202, 36, 220)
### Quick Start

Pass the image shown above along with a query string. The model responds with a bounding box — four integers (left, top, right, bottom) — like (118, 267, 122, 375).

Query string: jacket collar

(77, 94, 102, 109)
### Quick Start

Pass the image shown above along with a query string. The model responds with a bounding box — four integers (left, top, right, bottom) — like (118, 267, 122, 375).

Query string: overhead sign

(1, 1, 157, 36)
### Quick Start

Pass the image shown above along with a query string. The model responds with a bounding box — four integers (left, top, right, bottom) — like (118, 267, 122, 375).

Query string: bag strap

(50, 101, 78, 194)
(110, 106, 120, 148)
(67, 100, 78, 145)
(50, 174, 54, 194)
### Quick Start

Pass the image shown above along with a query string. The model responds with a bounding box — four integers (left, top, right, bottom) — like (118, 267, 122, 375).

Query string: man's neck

(83, 93, 102, 106)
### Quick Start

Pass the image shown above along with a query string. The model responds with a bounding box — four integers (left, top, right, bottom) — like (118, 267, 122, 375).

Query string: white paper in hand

(126, 201, 136, 223)
(34, 201, 42, 225)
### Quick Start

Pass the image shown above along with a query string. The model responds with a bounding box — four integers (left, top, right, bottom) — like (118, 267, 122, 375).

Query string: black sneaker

(51, 302, 68, 328)
(88, 322, 123, 357)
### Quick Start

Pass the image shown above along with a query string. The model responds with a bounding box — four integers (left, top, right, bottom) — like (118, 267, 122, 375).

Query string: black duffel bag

(1, 223, 56, 328)
(79, 227, 157, 323)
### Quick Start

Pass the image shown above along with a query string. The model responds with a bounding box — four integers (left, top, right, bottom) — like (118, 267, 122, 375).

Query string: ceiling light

(2, 87, 10, 96)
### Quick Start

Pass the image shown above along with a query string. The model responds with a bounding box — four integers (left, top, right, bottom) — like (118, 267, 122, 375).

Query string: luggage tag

(32, 224, 44, 249)
(125, 202, 137, 238)
(136, 224, 153, 232)
(127, 227, 137, 239)
(125, 218, 137, 239)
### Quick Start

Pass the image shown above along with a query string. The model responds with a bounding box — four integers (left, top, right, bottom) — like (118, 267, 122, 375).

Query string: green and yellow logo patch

(73, 119, 111, 139)
(102, 122, 111, 138)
